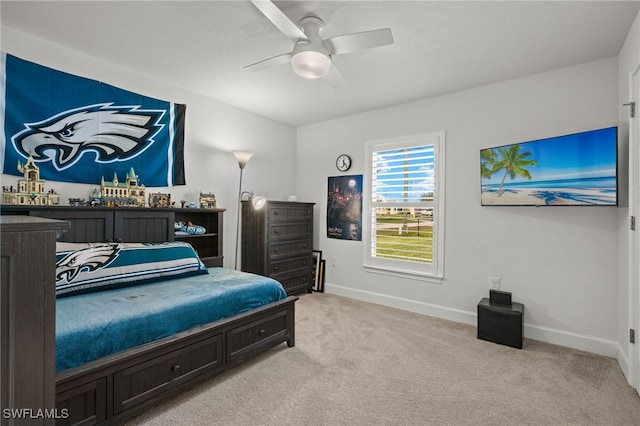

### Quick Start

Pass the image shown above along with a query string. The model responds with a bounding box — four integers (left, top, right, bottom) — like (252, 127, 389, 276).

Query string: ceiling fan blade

(244, 53, 292, 71)
(324, 63, 347, 90)
(325, 28, 394, 56)
(251, 0, 308, 43)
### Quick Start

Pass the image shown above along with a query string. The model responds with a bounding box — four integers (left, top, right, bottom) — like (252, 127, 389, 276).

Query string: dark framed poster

(312, 250, 323, 292)
(327, 175, 363, 241)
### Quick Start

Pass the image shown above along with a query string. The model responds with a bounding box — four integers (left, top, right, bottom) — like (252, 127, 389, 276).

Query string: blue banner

(1, 53, 186, 187)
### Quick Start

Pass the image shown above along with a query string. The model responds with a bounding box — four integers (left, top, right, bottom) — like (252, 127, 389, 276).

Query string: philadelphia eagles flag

(1, 53, 186, 187)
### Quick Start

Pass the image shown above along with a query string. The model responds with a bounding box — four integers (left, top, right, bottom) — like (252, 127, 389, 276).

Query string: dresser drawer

(268, 205, 312, 222)
(271, 269, 312, 294)
(269, 223, 311, 241)
(268, 239, 312, 260)
(268, 255, 311, 276)
(227, 311, 289, 361)
(113, 334, 223, 413)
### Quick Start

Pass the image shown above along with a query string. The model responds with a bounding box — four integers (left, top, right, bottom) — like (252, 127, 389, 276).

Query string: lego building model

(1, 154, 60, 206)
(199, 192, 217, 208)
(89, 167, 146, 207)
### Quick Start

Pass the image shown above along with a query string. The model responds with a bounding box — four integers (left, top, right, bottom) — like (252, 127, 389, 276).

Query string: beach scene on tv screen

(480, 127, 617, 206)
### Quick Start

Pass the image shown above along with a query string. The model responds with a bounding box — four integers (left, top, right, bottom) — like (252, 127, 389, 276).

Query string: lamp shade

(291, 50, 331, 79)
(252, 195, 266, 210)
(232, 150, 254, 169)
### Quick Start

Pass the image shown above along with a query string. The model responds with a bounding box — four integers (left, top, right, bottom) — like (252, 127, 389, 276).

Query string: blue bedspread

(56, 268, 287, 372)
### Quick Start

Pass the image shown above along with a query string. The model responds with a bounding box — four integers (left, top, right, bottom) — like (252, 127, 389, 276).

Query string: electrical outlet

(490, 276, 501, 290)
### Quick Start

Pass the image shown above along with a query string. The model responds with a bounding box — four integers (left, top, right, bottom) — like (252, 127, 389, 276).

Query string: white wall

(0, 27, 298, 268)
(297, 57, 621, 356)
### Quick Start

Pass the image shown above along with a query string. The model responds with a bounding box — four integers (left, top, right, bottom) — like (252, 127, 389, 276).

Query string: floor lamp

(233, 150, 254, 270)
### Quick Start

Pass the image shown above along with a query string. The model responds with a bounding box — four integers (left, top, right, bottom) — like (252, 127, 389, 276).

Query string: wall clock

(336, 154, 352, 172)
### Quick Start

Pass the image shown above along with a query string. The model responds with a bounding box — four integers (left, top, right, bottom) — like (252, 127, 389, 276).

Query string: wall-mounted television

(480, 126, 618, 206)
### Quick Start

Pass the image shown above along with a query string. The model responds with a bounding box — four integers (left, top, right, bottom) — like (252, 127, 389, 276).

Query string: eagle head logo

(56, 244, 120, 284)
(12, 103, 164, 170)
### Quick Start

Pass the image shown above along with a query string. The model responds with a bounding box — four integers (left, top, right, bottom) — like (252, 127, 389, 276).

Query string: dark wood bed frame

(56, 295, 297, 426)
(1, 207, 298, 426)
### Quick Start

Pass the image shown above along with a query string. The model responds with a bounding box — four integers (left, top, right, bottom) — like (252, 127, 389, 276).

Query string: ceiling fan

(245, 0, 394, 89)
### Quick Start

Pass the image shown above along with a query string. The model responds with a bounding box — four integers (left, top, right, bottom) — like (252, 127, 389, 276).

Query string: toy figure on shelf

(149, 193, 171, 208)
(89, 167, 146, 207)
(174, 220, 206, 235)
(199, 192, 216, 208)
(68, 198, 88, 206)
(1, 154, 60, 205)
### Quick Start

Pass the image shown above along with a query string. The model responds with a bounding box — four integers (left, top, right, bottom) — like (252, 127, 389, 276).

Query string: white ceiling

(2, 1, 639, 127)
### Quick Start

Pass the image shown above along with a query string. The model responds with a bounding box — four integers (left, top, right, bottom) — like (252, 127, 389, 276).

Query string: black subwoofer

(477, 297, 524, 349)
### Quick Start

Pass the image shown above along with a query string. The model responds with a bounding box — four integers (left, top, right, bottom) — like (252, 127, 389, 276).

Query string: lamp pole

(235, 166, 245, 270)
(232, 151, 254, 270)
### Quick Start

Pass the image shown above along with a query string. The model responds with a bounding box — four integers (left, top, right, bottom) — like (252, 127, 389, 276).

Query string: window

(363, 131, 445, 280)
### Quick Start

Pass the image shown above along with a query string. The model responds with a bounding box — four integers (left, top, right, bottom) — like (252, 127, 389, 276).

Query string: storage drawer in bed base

(114, 333, 224, 414)
(55, 296, 297, 426)
(56, 378, 107, 426)
(227, 310, 289, 362)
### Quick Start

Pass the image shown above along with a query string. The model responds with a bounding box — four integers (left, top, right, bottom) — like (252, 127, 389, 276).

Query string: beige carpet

(125, 293, 640, 425)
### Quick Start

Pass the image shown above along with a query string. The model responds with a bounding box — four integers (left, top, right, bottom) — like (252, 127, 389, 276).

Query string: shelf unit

(0, 206, 225, 267)
(173, 208, 225, 267)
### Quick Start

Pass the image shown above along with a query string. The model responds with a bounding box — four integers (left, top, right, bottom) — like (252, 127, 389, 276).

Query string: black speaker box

(477, 298, 524, 349)
(490, 289, 512, 305)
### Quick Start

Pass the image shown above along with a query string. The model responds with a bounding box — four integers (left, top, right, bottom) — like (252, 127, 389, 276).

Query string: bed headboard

(0, 205, 225, 267)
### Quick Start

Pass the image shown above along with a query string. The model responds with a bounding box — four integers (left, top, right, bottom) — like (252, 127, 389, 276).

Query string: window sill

(363, 264, 443, 284)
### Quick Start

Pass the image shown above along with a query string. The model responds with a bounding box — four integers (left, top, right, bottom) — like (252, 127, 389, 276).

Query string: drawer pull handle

(258, 329, 266, 335)
(274, 248, 279, 253)
(273, 229, 279, 234)
(273, 266, 279, 271)
(172, 364, 181, 372)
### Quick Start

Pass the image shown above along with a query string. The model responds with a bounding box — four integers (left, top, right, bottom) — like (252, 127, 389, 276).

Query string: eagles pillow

(55, 241, 208, 298)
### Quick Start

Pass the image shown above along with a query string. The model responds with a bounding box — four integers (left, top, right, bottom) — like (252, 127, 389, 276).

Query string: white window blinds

(364, 131, 445, 279)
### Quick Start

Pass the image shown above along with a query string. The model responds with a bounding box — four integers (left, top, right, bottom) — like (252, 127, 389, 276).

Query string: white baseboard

(326, 282, 477, 325)
(523, 324, 617, 357)
(617, 342, 631, 383)
(326, 283, 619, 358)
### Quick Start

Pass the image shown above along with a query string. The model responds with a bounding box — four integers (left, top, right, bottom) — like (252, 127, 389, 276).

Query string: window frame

(362, 131, 445, 282)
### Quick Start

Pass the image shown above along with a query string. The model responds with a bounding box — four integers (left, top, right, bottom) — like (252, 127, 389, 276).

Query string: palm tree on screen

(480, 148, 498, 179)
(492, 145, 537, 196)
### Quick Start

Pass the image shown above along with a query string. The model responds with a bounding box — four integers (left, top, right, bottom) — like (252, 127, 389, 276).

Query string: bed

(53, 241, 297, 425)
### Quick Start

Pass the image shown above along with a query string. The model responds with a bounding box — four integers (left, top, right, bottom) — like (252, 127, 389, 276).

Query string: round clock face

(336, 154, 352, 172)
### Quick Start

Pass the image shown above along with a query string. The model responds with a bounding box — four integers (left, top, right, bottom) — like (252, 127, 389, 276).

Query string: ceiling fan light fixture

(291, 50, 331, 79)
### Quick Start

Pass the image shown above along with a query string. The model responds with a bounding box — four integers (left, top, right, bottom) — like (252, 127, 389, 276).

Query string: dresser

(241, 201, 314, 295)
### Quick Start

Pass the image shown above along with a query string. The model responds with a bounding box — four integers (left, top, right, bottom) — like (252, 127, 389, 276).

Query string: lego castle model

(1, 154, 60, 206)
(89, 167, 146, 207)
